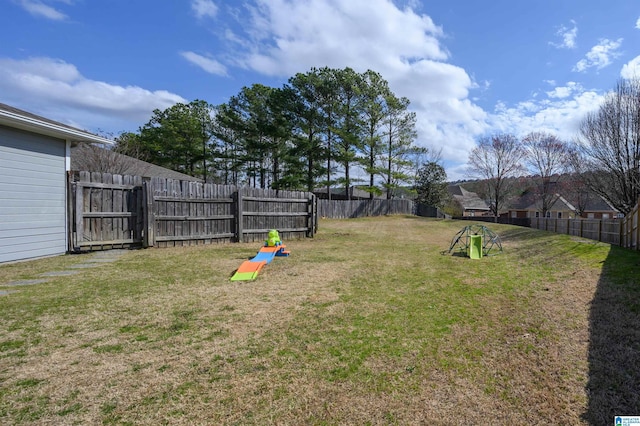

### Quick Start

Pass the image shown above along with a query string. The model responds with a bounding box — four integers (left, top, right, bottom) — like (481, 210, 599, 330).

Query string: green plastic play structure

(445, 224, 503, 258)
(468, 234, 483, 259)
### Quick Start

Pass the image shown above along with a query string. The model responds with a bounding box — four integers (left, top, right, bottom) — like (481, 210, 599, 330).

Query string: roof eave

(0, 109, 114, 145)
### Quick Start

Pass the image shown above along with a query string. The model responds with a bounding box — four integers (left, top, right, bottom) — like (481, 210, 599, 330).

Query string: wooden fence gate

(69, 172, 144, 251)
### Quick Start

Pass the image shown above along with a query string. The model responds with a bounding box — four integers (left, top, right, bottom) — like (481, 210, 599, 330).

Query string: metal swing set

(444, 224, 503, 257)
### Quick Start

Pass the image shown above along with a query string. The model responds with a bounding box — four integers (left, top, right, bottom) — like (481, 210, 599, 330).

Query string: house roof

(509, 187, 619, 214)
(517, 195, 575, 212)
(448, 185, 490, 211)
(0, 102, 113, 145)
(576, 194, 618, 212)
(70, 144, 202, 182)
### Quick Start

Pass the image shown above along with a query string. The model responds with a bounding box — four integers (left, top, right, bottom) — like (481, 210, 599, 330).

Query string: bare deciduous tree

(71, 143, 138, 175)
(566, 144, 597, 217)
(578, 77, 640, 215)
(522, 131, 571, 217)
(467, 133, 526, 218)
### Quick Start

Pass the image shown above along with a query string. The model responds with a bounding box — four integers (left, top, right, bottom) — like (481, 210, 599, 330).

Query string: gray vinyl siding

(0, 125, 67, 263)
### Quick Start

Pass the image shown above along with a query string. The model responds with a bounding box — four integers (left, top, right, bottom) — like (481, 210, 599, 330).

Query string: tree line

(110, 68, 639, 215)
(114, 67, 438, 200)
(467, 77, 640, 218)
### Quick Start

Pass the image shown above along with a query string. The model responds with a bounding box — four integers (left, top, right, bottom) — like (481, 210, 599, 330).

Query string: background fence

(530, 217, 623, 246)
(69, 171, 317, 251)
(317, 198, 414, 219)
(451, 207, 638, 251)
(528, 198, 640, 250)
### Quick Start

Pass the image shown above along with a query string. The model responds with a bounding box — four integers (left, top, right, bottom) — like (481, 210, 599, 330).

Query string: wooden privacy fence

(531, 218, 635, 248)
(68, 171, 317, 251)
(530, 197, 640, 251)
(530, 217, 623, 246)
(317, 198, 414, 219)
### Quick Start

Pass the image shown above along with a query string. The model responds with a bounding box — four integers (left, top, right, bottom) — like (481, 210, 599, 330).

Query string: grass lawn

(1, 216, 639, 424)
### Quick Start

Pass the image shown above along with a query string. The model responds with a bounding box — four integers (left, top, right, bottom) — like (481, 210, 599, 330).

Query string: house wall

(0, 125, 67, 263)
(509, 210, 529, 219)
(512, 209, 575, 219)
(463, 209, 490, 217)
(583, 211, 621, 219)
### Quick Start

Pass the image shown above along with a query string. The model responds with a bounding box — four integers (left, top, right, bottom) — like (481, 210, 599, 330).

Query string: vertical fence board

(112, 174, 123, 242)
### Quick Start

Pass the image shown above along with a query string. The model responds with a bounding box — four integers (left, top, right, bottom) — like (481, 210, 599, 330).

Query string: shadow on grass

(583, 245, 640, 424)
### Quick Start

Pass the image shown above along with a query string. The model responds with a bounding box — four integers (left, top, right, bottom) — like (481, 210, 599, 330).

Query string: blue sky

(1, 0, 639, 180)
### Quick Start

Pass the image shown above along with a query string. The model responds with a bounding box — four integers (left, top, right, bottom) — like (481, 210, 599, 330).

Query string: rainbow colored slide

(230, 244, 290, 281)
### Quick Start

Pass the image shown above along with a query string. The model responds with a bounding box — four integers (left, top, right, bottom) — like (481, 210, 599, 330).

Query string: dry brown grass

(0, 216, 637, 424)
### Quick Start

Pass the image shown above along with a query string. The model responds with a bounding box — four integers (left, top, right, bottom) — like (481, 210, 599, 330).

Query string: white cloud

(488, 86, 603, 143)
(636, 17, 640, 29)
(17, 0, 67, 21)
(0, 57, 186, 131)
(218, 0, 485, 179)
(546, 81, 582, 99)
(550, 20, 578, 49)
(233, 0, 448, 76)
(191, 0, 218, 19)
(180, 51, 227, 76)
(621, 55, 640, 79)
(573, 38, 623, 72)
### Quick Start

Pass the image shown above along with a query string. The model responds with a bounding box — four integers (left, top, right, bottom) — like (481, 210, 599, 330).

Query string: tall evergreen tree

(359, 70, 391, 199)
(212, 102, 246, 185)
(414, 161, 448, 207)
(380, 95, 419, 199)
(137, 100, 214, 179)
(333, 67, 364, 199)
(316, 67, 340, 199)
(286, 70, 328, 191)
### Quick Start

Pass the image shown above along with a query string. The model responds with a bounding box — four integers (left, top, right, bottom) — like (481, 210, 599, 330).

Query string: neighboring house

(70, 144, 202, 182)
(0, 103, 114, 263)
(577, 196, 622, 219)
(507, 191, 576, 219)
(448, 184, 491, 217)
(507, 189, 621, 219)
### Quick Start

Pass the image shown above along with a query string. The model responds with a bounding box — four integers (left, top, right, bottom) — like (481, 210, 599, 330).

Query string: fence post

(74, 181, 84, 251)
(623, 216, 629, 248)
(597, 219, 602, 243)
(307, 193, 315, 238)
(234, 189, 244, 243)
(142, 178, 155, 247)
(66, 172, 75, 252)
(636, 208, 640, 251)
(619, 218, 624, 247)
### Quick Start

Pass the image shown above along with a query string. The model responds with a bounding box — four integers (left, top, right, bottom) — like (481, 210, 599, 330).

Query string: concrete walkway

(0, 250, 129, 295)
